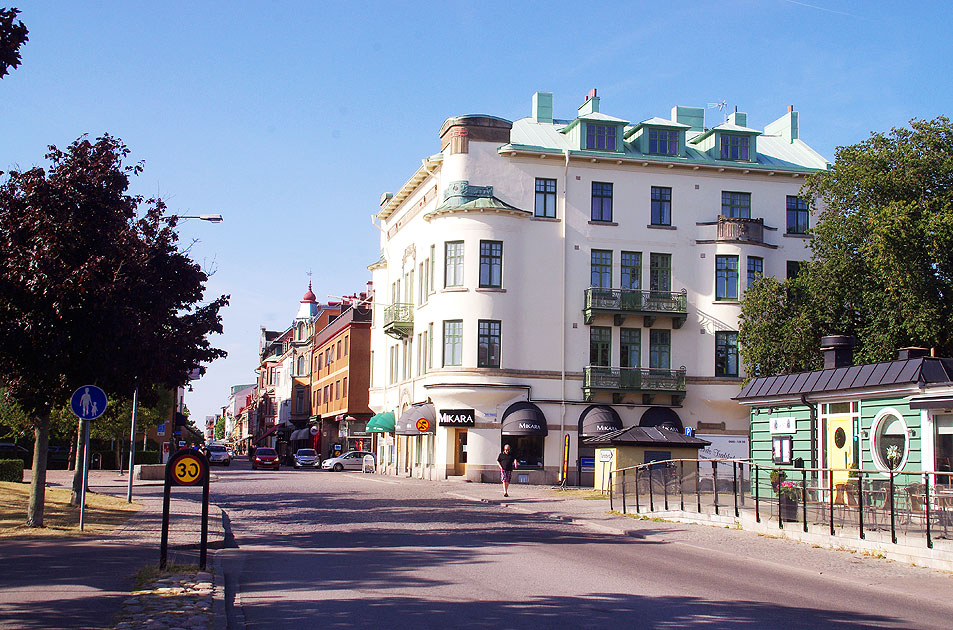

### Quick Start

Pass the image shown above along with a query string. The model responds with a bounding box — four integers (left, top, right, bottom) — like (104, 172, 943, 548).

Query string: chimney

(727, 109, 747, 127)
(672, 106, 705, 132)
(897, 347, 930, 360)
(577, 88, 600, 117)
(820, 335, 855, 369)
(532, 92, 554, 124)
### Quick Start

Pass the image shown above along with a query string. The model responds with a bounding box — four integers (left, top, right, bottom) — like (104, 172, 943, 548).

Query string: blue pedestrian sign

(70, 385, 108, 420)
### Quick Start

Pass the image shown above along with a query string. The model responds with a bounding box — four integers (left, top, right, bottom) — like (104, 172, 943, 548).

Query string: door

(454, 429, 468, 476)
(828, 415, 854, 487)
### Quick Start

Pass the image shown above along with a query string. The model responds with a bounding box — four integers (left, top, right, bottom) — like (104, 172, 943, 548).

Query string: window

(772, 436, 793, 465)
(648, 128, 678, 155)
(344, 336, 349, 356)
(427, 322, 434, 371)
(343, 377, 347, 398)
(318, 353, 323, 371)
(591, 182, 613, 222)
(621, 251, 641, 290)
(720, 134, 749, 160)
(429, 245, 435, 292)
(590, 327, 611, 367)
(715, 331, 739, 377)
(721, 192, 751, 218)
(747, 256, 763, 288)
(591, 250, 612, 288)
(649, 253, 671, 294)
(443, 320, 462, 366)
(934, 415, 952, 484)
(620, 328, 641, 368)
(535, 178, 557, 218)
(586, 124, 616, 151)
(502, 436, 544, 469)
(479, 240, 502, 288)
(297, 355, 307, 376)
(715, 255, 739, 300)
(316, 388, 322, 407)
(786, 195, 809, 234)
(786, 260, 802, 279)
(445, 241, 464, 287)
(336, 340, 341, 359)
(336, 380, 341, 400)
(324, 384, 330, 404)
(651, 186, 671, 226)
(872, 410, 909, 470)
(477, 320, 501, 368)
(649, 330, 671, 369)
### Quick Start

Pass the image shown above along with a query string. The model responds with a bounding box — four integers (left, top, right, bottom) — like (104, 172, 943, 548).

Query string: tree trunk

(67, 428, 76, 471)
(27, 412, 51, 527)
(70, 419, 88, 506)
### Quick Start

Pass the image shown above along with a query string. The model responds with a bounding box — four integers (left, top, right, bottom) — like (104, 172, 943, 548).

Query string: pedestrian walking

(498, 444, 517, 497)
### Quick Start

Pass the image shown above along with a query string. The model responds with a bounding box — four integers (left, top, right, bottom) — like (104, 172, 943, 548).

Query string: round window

(871, 411, 908, 470)
(834, 427, 846, 449)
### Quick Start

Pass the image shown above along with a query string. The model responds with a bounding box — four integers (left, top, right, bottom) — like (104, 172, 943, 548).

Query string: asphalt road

(205, 459, 952, 630)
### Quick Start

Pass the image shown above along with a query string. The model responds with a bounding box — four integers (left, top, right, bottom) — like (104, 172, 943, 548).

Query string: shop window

(502, 436, 544, 469)
(871, 410, 908, 470)
(936, 415, 952, 485)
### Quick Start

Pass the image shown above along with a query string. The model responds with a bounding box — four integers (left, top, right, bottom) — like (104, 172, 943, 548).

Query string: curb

(212, 549, 227, 630)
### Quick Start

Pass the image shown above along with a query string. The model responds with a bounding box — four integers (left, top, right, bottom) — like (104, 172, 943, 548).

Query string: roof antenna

(707, 100, 728, 123)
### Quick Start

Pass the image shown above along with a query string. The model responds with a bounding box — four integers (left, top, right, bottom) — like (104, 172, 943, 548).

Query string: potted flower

(771, 470, 801, 522)
(886, 445, 902, 470)
(770, 468, 786, 492)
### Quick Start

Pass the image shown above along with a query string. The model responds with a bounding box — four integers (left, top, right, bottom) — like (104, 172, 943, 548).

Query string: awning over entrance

(255, 425, 278, 444)
(579, 405, 623, 437)
(910, 396, 953, 410)
(367, 411, 396, 433)
(639, 406, 683, 432)
(501, 401, 548, 436)
(396, 403, 436, 435)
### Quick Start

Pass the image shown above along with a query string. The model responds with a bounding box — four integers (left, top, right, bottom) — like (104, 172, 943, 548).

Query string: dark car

(252, 447, 279, 470)
(0, 442, 30, 465)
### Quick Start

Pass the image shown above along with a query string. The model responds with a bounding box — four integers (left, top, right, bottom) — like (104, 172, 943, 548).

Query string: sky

(3, 1, 952, 422)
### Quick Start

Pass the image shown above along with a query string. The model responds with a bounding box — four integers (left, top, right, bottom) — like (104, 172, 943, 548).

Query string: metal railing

(606, 459, 953, 549)
(383, 303, 413, 338)
(584, 366, 687, 395)
(584, 288, 688, 321)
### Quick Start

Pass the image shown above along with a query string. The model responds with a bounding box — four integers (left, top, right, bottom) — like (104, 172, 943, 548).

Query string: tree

(739, 117, 953, 377)
(0, 7, 28, 79)
(214, 415, 225, 440)
(0, 135, 228, 526)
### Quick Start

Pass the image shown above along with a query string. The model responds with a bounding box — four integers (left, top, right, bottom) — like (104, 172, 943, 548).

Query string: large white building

(368, 90, 828, 485)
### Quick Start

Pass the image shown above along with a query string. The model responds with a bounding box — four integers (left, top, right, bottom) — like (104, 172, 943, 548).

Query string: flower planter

(780, 495, 799, 522)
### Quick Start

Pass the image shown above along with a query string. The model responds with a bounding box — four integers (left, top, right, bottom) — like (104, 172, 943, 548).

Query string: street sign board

(168, 449, 208, 486)
(70, 385, 107, 420)
(157, 423, 166, 437)
(599, 449, 614, 462)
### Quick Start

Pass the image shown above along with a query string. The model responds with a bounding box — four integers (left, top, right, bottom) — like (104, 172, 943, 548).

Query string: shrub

(135, 450, 160, 464)
(0, 459, 24, 482)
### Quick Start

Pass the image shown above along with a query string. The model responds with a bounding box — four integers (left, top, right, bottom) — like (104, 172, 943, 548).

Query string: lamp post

(126, 213, 222, 502)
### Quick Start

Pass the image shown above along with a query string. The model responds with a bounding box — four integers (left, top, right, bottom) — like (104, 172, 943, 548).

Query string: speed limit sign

(161, 448, 211, 570)
(169, 450, 207, 486)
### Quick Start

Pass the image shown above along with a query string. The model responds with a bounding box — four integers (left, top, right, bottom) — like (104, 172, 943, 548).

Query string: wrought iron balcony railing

(584, 288, 688, 327)
(717, 215, 764, 243)
(583, 365, 687, 404)
(383, 302, 413, 339)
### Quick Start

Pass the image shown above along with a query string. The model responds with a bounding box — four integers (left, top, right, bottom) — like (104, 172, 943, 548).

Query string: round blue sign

(70, 385, 108, 420)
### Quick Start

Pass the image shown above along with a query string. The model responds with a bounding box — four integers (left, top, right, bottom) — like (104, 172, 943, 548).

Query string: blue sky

(3, 1, 951, 422)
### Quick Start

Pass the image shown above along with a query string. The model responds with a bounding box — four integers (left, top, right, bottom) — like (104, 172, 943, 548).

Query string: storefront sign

(769, 417, 796, 434)
(439, 409, 475, 427)
(599, 450, 614, 462)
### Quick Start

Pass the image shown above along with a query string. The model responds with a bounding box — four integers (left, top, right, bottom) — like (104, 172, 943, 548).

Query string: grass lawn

(547, 487, 609, 500)
(0, 481, 141, 538)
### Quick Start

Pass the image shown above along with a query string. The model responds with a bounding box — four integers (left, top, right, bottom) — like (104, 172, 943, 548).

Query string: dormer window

(721, 134, 750, 160)
(649, 129, 678, 155)
(586, 124, 616, 151)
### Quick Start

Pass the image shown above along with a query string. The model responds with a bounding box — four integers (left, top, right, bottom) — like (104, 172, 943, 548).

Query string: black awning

(639, 406, 683, 432)
(579, 405, 623, 437)
(910, 396, 953, 410)
(501, 401, 548, 436)
(396, 403, 436, 435)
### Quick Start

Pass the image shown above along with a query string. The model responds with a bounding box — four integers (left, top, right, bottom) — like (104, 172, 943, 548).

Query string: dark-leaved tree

(0, 7, 28, 78)
(0, 135, 228, 526)
(739, 117, 953, 378)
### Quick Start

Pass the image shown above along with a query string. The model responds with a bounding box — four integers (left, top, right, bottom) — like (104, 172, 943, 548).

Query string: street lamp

(126, 213, 222, 502)
(179, 214, 224, 223)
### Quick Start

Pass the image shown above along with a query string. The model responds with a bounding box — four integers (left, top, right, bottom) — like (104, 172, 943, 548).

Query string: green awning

(367, 411, 395, 433)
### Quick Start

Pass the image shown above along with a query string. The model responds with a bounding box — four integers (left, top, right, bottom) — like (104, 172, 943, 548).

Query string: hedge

(135, 450, 160, 464)
(0, 459, 24, 482)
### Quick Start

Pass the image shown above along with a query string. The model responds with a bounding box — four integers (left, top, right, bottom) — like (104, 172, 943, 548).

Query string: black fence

(607, 459, 953, 549)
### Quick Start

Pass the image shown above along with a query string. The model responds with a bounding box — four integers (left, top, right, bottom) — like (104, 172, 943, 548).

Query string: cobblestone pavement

(112, 571, 214, 630)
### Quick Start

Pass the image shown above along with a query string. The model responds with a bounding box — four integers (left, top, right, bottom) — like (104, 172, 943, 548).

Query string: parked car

(46, 445, 70, 469)
(206, 443, 231, 466)
(321, 450, 374, 472)
(252, 447, 279, 470)
(0, 442, 30, 465)
(293, 448, 319, 469)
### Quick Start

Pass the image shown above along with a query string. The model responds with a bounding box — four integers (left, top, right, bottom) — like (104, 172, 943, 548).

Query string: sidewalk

(0, 469, 225, 630)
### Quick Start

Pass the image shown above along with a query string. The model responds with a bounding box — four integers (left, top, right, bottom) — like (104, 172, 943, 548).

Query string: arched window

(297, 355, 307, 376)
(297, 322, 305, 340)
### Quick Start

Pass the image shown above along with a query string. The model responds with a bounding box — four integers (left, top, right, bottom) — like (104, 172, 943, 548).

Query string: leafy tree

(739, 117, 953, 377)
(0, 135, 228, 526)
(88, 387, 172, 467)
(0, 7, 28, 79)
(214, 415, 225, 440)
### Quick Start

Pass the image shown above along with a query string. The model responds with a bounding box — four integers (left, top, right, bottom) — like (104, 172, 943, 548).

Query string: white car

(321, 451, 374, 472)
(205, 443, 231, 466)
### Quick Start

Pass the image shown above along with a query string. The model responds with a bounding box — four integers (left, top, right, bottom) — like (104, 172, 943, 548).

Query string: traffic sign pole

(160, 449, 211, 569)
(126, 387, 138, 502)
(69, 385, 108, 531)
(79, 420, 91, 530)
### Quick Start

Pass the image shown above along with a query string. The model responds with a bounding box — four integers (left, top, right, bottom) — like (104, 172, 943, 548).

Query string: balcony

(383, 303, 413, 339)
(717, 215, 763, 243)
(584, 288, 688, 328)
(583, 366, 687, 405)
